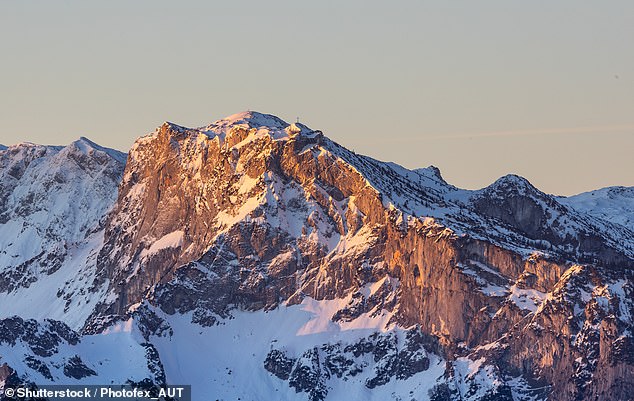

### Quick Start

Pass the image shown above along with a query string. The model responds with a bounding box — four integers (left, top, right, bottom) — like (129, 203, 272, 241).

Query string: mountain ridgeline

(0, 112, 632, 401)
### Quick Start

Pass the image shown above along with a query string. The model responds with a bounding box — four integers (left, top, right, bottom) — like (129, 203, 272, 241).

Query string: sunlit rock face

(1, 112, 633, 400)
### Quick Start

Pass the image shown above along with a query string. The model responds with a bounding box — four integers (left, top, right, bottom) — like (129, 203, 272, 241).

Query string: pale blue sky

(1, 0, 632, 195)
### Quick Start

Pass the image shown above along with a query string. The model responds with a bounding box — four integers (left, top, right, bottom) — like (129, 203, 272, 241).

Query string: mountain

(559, 186, 634, 232)
(1, 112, 632, 401)
(0, 138, 126, 328)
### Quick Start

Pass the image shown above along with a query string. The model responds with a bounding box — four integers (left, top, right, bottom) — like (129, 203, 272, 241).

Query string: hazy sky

(1, 0, 632, 195)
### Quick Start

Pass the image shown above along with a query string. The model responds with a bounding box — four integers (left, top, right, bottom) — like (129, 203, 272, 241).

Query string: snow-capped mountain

(559, 186, 634, 232)
(0, 138, 125, 328)
(1, 112, 632, 401)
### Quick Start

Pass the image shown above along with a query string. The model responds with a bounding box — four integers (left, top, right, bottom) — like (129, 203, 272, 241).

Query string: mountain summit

(1, 112, 633, 401)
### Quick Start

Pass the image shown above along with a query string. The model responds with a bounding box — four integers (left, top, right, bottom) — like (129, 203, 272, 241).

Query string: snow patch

(140, 231, 185, 258)
(508, 285, 547, 312)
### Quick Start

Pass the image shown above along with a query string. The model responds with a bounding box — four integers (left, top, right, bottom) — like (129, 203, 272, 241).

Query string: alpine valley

(0, 112, 632, 401)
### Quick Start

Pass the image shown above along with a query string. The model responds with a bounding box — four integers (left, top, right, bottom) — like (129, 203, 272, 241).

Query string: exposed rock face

(63, 355, 97, 379)
(84, 111, 633, 400)
(263, 327, 433, 400)
(0, 316, 165, 389)
(0, 317, 79, 357)
(1, 112, 632, 400)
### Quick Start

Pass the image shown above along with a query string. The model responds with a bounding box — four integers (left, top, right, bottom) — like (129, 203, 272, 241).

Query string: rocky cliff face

(1, 112, 632, 401)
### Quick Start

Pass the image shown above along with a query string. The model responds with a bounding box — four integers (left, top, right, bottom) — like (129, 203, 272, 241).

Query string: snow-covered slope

(0, 138, 125, 329)
(559, 186, 634, 232)
(0, 316, 161, 388)
(147, 298, 446, 401)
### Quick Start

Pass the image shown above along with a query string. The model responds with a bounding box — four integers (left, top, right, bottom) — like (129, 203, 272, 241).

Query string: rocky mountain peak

(160, 121, 188, 132)
(206, 110, 290, 130)
(2, 114, 631, 401)
(138, 112, 320, 166)
(423, 165, 443, 179)
(0, 138, 126, 242)
(412, 165, 450, 188)
(483, 174, 540, 196)
(99, 113, 633, 316)
(199, 111, 318, 145)
(65, 137, 127, 164)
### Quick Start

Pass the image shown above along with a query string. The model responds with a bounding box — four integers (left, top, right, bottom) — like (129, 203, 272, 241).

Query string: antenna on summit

(296, 117, 300, 124)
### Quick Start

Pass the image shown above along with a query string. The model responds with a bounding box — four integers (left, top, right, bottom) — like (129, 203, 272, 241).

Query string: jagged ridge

(1, 112, 633, 401)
